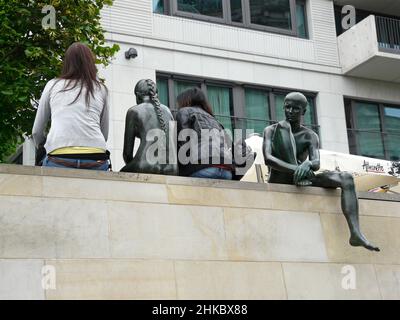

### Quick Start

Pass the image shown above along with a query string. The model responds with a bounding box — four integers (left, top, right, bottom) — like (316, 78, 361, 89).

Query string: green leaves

(0, 0, 120, 163)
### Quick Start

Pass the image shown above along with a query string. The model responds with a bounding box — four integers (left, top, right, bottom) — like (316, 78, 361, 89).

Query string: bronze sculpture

(121, 79, 178, 175)
(263, 92, 380, 252)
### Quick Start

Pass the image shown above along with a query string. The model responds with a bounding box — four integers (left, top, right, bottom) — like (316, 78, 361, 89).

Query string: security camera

(125, 48, 138, 60)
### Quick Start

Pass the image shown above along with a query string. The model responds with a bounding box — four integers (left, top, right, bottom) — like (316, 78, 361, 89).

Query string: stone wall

(0, 165, 399, 299)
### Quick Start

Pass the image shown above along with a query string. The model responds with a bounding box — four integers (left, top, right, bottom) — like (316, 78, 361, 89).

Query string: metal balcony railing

(170, 110, 320, 137)
(375, 16, 400, 53)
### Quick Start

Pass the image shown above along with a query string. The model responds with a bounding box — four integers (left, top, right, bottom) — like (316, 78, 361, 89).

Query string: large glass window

(153, 0, 165, 14)
(157, 77, 169, 106)
(296, 1, 307, 39)
(207, 85, 234, 132)
(174, 80, 201, 99)
(230, 0, 243, 23)
(384, 106, 400, 160)
(156, 76, 234, 129)
(249, 0, 292, 30)
(156, 73, 318, 138)
(245, 88, 270, 134)
(354, 102, 385, 159)
(177, 0, 224, 18)
(156, 0, 308, 38)
(345, 99, 400, 161)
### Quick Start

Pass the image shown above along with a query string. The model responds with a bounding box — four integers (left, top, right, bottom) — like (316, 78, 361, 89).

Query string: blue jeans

(190, 167, 233, 180)
(43, 156, 109, 171)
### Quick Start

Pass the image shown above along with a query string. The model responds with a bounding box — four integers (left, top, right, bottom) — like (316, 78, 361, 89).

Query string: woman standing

(32, 42, 110, 171)
(175, 87, 234, 180)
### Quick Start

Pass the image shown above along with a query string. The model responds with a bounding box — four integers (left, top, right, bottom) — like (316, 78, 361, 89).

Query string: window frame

(345, 98, 400, 160)
(160, 0, 308, 38)
(171, 0, 228, 24)
(156, 72, 318, 136)
(296, 0, 309, 39)
(245, 0, 298, 37)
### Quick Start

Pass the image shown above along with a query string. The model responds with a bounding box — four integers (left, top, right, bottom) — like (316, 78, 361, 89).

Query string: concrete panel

(224, 208, 328, 262)
(283, 262, 381, 299)
(0, 260, 45, 300)
(374, 264, 400, 300)
(0, 174, 42, 197)
(175, 261, 286, 300)
(108, 202, 228, 260)
(321, 213, 400, 265)
(46, 259, 176, 300)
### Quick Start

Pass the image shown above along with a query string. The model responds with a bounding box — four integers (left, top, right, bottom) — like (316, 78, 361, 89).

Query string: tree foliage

(0, 0, 119, 162)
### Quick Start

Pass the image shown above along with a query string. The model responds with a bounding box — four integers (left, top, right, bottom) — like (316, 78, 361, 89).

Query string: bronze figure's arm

(123, 108, 138, 165)
(262, 126, 298, 174)
(293, 132, 321, 184)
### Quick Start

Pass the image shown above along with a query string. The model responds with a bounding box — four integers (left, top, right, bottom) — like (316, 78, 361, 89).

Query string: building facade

(99, 0, 400, 170)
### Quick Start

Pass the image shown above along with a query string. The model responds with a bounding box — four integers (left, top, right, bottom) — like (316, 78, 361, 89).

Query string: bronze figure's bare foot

(349, 233, 380, 252)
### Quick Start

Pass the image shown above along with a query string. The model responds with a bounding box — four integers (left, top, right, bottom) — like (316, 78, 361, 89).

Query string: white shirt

(32, 78, 109, 154)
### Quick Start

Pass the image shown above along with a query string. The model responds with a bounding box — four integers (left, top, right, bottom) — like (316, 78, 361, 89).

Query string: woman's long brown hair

(176, 87, 214, 116)
(58, 42, 105, 105)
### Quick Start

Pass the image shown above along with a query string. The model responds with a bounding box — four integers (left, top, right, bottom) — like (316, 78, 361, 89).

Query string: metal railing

(170, 110, 320, 137)
(376, 16, 400, 53)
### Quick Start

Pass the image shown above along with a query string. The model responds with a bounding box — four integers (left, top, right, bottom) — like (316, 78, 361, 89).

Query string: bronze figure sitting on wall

(121, 79, 178, 176)
(262, 92, 380, 252)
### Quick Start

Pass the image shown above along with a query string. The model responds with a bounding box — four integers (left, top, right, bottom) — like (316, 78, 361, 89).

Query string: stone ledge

(1, 164, 399, 202)
(2, 258, 398, 300)
(0, 164, 399, 299)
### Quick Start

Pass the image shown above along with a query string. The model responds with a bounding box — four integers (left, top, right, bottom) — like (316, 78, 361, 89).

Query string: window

(296, 1, 307, 39)
(156, 75, 235, 131)
(156, 73, 318, 137)
(174, 80, 201, 98)
(249, 0, 292, 30)
(177, 0, 224, 18)
(345, 99, 400, 161)
(155, 0, 308, 38)
(157, 77, 169, 106)
(207, 85, 234, 132)
(230, 0, 243, 23)
(244, 88, 270, 134)
(385, 107, 400, 160)
(153, 0, 165, 14)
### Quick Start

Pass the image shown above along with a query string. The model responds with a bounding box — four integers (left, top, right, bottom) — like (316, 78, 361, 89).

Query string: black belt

(48, 152, 109, 161)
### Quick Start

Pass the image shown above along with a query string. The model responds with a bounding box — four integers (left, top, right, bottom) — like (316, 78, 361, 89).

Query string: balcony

(338, 15, 400, 82)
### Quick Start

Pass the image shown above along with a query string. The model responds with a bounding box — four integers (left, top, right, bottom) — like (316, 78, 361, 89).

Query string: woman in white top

(32, 42, 110, 171)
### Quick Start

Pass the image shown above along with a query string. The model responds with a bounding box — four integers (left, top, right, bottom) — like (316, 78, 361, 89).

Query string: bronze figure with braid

(121, 79, 178, 175)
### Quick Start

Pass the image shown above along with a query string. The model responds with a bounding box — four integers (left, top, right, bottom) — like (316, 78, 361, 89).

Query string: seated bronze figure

(263, 92, 379, 252)
(121, 79, 178, 175)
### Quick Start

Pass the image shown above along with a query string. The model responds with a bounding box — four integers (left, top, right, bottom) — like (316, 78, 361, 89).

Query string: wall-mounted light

(125, 48, 138, 60)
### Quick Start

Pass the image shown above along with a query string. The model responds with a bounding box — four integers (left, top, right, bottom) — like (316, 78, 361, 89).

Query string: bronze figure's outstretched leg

(312, 171, 380, 252)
